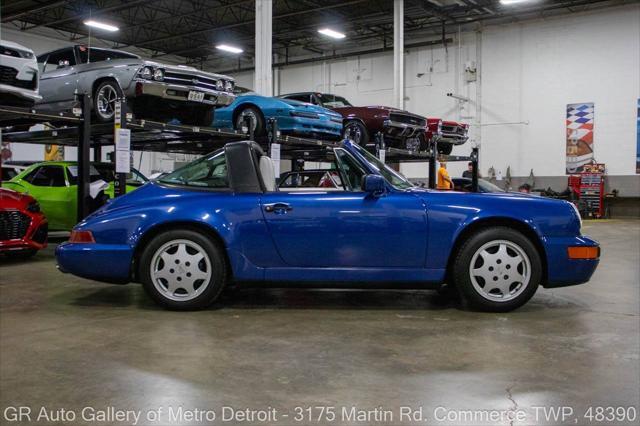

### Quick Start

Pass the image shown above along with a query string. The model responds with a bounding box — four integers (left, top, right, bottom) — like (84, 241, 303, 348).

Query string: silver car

(0, 40, 42, 107)
(36, 45, 235, 125)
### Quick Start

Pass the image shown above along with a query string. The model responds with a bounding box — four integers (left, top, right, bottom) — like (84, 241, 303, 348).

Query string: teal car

(2, 161, 148, 230)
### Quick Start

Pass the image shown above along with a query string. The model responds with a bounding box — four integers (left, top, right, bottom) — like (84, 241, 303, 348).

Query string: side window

(36, 54, 48, 73)
(43, 49, 76, 73)
(158, 151, 228, 189)
(24, 166, 66, 187)
(285, 94, 311, 103)
(334, 149, 367, 191)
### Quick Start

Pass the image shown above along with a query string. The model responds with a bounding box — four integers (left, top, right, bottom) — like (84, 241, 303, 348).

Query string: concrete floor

(1, 220, 638, 426)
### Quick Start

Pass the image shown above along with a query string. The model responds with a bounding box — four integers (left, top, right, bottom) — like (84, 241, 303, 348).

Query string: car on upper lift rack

(0, 39, 42, 107)
(212, 87, 343, 140)
(279, 92, 428, 151)
(34, 45, 236, 125)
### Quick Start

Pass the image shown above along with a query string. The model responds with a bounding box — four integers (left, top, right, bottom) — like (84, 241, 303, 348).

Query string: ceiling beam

(1, 0, 74, 22)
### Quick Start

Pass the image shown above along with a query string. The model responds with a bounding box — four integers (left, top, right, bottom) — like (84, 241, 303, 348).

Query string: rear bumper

(55, 242, 133, 284)
(543, 235, 600, 288)
(129, 80, 235, 107)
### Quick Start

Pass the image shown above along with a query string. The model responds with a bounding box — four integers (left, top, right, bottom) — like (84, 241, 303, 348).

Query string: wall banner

(566, 102, 594, 174)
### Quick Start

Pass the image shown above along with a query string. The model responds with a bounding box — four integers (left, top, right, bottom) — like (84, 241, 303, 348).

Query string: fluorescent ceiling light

(500, 0, 533, 4)
(216, 44, 243, 54)
(83, 20, 119, 32)
(318, 28, 346, 39)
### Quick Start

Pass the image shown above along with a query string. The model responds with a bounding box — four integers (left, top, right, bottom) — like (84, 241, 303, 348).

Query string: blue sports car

(212, 87, 343, 139)
(56, 140, 600, 312)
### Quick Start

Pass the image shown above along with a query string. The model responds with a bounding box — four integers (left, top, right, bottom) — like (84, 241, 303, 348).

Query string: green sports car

(2, 161, 148, 230)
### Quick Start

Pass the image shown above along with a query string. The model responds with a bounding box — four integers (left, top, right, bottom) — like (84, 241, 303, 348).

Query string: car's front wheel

(93, 80, 123, 122)
(343, 120, 369, 145)
(139, 230, 228, 310)
(452, 227, 541, 312)
(235, 106, 265, 136)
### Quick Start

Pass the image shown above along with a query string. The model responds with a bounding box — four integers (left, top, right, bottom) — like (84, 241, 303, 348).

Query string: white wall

(3, 4, 639, 184)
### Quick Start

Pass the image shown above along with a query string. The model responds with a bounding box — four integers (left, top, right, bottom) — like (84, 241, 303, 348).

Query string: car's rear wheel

(452, 227, 541, 312)
(235, 106, 265, 136)
(343, 120, 369, 145)
(140, 230, 227, 310)
(93, 80, 123, 122)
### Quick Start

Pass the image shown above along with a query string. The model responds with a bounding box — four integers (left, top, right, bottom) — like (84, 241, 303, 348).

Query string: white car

(0, 40, 42, 107)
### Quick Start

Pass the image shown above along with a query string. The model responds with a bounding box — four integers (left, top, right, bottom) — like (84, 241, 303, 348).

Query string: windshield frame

(157, 149, 231, 190)
(318, 94, 352, 107)
(349, 143, 414, 190)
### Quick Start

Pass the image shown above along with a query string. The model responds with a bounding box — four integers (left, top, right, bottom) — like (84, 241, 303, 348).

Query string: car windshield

(479, 179, 505, 193)
(318, 94, 352, 108)
(350, 143, 414, 190)
(158, 150, 228, 188)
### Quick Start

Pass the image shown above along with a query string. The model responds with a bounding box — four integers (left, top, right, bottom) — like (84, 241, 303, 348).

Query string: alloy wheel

(150, 239, 212, 302)
(469, 239, 531, 302)
(96, 84, 118, 120)
(344, 124, 362, 144)
(236, 110, 257, 133)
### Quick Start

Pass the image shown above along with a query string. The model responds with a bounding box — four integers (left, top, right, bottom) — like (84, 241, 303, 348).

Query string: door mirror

(362, 174, 386, 196)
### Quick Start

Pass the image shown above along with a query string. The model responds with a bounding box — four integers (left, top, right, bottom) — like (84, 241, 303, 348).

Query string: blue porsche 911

(212, 87, 343, 140)
(56, 140, 600, 312)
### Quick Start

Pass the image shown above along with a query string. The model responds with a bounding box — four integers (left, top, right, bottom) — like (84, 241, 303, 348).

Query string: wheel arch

(446, 217, 548, 285)
(131, 220, 231, 282)
(231, 102, 266, 129)
(92, 76, 123, 97)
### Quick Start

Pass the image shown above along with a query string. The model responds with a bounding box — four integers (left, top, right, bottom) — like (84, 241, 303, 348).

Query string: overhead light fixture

(216, 44, 243, 54)
(318, 28, 346, 39)
(83, 20, 119, 32)
(500, 0, 533, 4)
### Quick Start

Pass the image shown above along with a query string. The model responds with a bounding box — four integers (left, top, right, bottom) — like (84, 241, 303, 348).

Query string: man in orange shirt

(437, 158, 453, 190)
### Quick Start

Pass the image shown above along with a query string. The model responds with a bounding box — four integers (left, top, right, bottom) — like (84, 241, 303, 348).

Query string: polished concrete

(1, 220, 638, 426)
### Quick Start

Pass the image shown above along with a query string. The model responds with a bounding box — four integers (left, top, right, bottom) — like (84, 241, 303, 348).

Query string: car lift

(1, 94, 480, 225)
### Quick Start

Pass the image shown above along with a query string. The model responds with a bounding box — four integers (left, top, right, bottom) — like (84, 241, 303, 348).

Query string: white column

(393, 0, 404, 109)
(255, 0, 273, 96)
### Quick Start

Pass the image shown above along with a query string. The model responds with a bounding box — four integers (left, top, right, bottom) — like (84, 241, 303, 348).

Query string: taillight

(69, 230, 95, 243)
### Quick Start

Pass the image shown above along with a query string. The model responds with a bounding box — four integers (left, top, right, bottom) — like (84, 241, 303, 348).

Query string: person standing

(462, 162, 473, 178)
(437, 158, 453, 190)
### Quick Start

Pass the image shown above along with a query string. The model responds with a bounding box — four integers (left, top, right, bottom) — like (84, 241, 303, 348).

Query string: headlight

(437, 120, 443, 134)
(225, 80, 234, 92)
(139, 66, 153, 79)
(215, 80, 224, 90)
(153, 68, 164, 81)
(26, 201, 40, 213)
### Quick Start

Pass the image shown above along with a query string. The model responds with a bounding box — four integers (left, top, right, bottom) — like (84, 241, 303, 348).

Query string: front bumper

(131, 80, 235, 107)
(436, 132, 469, 145)
(56, 242, 133, 284)
(0, 218, 47, 252)
(543, 235, 600, 288)
(383, 119, 424, 140)
(0, 83, 41, 103)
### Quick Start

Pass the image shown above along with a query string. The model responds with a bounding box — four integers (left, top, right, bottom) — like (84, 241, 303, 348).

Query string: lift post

(114, 99, 129, 197)
(428, 138, 438, 189)
(471, 146, 479, 193)
(77, 93, 91, 222)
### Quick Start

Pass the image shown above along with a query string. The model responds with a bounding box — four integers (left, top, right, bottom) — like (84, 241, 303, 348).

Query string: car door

(20, 165, 74, 230)
(37, 48, 79, 109)
(260, 148, 428, 268)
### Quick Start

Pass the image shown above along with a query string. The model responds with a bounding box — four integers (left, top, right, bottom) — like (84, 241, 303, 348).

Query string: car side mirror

(362, 174, 386, 196)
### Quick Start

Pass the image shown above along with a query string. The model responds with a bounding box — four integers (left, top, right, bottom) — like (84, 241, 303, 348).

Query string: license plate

(188, 91, 205, 102)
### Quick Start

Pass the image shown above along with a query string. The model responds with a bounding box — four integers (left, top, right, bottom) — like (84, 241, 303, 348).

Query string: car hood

(141, 60, 233, 81)
(0, 188, 33, 209)
(1, 39, 35, 54)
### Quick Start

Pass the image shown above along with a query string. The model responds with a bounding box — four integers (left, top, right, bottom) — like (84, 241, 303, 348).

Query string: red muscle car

(426, 118, 470, 155)
(0, 188, 48, 258)
(279, 92, 428, 151)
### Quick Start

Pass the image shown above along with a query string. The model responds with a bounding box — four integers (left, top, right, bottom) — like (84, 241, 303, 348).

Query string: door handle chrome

(264, 202, 292, 213)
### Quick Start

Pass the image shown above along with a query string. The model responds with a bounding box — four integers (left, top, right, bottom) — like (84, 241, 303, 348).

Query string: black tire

(93, 80, 123, 123)
(234, 106, 265, 136)
(343, 120, 369, 145)
(452, 227, 542, 312)
(139, 229, 228, 310)
(437, 143, 453, 155)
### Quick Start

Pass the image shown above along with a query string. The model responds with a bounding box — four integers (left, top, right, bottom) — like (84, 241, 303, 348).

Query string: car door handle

(264, 203, 293, 214)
